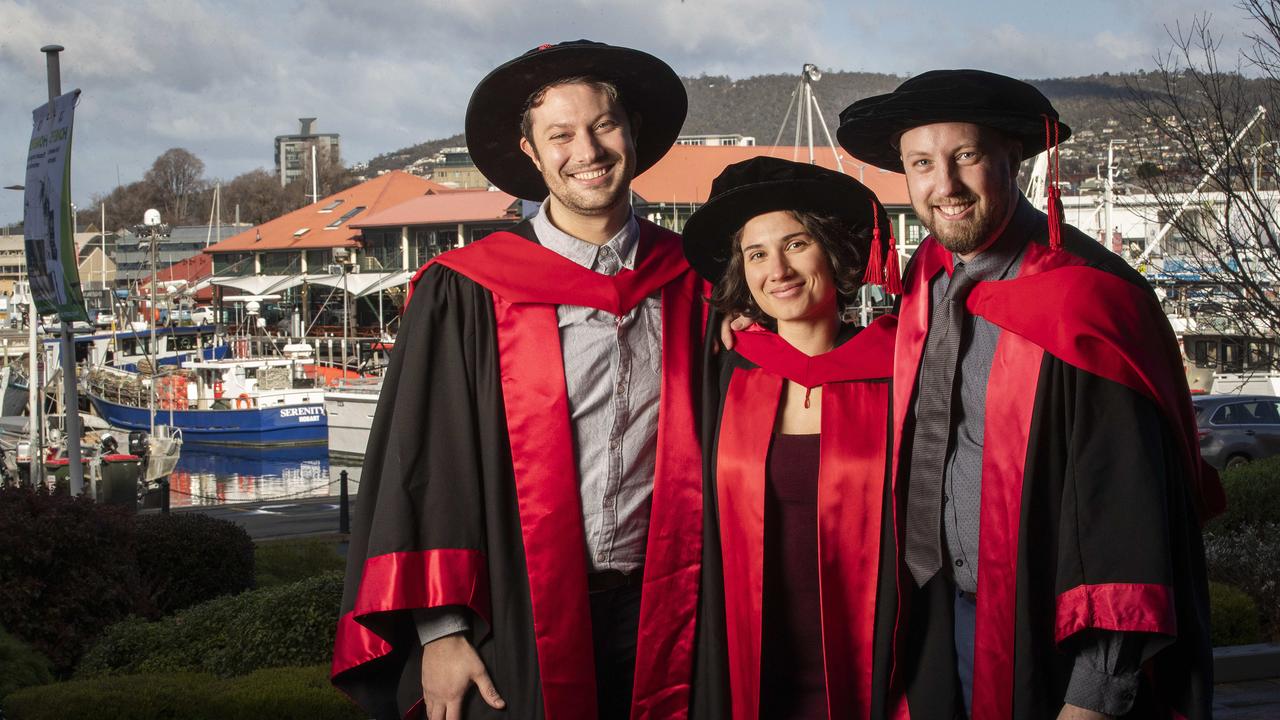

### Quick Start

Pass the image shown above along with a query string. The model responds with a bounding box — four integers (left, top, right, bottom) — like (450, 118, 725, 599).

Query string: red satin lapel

(818, 382, 890, 720)
(630, 270, 704, 720)
(716, 369, 783, 720)
(971, 331, 1043, 720)
(732, 314, 897, 387)
(492, 298, 598, 720)
(414, 221, 689, 314)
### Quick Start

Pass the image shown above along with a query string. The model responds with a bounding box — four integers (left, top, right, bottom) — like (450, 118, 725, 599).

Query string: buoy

(235, 393, 252, 410)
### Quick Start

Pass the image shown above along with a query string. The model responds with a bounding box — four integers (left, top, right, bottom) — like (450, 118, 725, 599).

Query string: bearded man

(838, 70, 1222, 720)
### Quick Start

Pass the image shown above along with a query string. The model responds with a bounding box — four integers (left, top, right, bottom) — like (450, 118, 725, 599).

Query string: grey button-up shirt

(916, 198, 1139, 715)
(532, 203, 663, 575)
(416, 202, 662, 645)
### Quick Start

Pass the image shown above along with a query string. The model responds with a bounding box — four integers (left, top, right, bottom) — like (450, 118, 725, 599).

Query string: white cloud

(0, 0, 1268, 225)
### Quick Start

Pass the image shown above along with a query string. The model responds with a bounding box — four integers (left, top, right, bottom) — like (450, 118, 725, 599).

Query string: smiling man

(332, 41, 706, 720)
(839, 71, 1220, 720)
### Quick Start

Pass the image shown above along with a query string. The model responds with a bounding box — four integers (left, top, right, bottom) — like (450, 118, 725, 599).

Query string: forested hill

(362, 70, 1200, 176)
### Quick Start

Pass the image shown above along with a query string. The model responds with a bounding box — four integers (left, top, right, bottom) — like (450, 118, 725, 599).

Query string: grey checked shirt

(416, 202, 662, 645)
(917, 198, 1140, 716)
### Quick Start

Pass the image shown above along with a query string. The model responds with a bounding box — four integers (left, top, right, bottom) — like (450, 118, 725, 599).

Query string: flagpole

(42, 44, 85, 497)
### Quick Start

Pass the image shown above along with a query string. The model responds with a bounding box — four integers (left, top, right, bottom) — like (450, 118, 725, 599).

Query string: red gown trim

(629, 268, 705, 720)
(716, 325, 893, 720)
(971, 329, 1043, 720)
(331, 548, 491, 678)
(1055, 583, 1177, 644)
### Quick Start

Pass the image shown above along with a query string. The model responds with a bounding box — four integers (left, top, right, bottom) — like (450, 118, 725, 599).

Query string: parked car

(1193, 394, 1280, 470)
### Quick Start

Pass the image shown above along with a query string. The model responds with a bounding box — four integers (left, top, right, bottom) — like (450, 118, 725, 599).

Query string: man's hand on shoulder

(1058, 703, 1112, 720)
(421, 633, 505, 719)
(719, 313, 752, 351)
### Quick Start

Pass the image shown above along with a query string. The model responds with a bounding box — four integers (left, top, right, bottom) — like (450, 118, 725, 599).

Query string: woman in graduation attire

(686, 157, 901, 720)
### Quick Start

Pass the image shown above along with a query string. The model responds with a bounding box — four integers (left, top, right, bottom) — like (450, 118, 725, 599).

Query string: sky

(0, 0, 1262, 227)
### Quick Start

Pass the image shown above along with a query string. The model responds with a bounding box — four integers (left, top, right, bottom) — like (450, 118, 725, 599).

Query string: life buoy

(213, 380, 224, 399)
(235, 393, 253, 409)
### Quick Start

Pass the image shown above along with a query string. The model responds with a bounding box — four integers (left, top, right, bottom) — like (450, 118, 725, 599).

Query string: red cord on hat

(863, 198, 885, 286)
(1043, 115, 1064, 251)
(884, 213, 903, 295)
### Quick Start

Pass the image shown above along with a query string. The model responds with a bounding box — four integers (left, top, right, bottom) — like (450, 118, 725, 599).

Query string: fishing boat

(87, 354, 328, 448)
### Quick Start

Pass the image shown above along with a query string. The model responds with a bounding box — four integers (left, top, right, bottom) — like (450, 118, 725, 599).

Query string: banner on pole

(23, 89, 88, 323)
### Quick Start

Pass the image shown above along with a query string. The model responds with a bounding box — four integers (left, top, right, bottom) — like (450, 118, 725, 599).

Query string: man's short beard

(929, 191, 1012, 255)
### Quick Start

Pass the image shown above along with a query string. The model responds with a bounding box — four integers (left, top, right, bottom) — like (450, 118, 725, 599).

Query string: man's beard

(545, 154, 633, 217)
(923, 188, 1014, 256)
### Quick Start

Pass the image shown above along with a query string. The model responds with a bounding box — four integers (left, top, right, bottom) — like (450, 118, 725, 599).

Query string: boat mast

(144, 209, 162, 436)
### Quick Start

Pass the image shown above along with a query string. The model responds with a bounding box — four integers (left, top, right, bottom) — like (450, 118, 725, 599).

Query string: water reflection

(168, 445, 335, 507)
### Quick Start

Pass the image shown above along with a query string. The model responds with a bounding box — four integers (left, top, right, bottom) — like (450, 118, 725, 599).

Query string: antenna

(772, 63, 845, 173)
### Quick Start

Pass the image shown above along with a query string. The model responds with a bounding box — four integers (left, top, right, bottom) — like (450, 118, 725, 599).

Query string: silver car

(1193, 394, 1280, 470)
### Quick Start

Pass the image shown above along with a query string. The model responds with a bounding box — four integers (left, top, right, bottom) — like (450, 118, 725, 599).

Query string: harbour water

(165, 445, 361, 507)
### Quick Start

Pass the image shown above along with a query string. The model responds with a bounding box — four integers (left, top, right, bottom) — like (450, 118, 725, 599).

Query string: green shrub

(1207, 456, 1280, 536)
(1209, 582, 1264, 646)
(0, 486, 148, 674)
(135, 513, 255, 614)
(79, 572, 343, 678)
(0, 627, 53, 699)
(2, 665, 364, 720)
(255, 537, 346, 588)
(1204, 523, 1280, 641)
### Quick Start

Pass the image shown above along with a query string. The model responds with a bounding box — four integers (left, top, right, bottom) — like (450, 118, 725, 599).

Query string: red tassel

(1047, 186, 1063, 251)
(1043, 115, 1064, 252)
(804, 386, 813, 409)
(885, 242, 903, 294)
(863, 199, 885, 285)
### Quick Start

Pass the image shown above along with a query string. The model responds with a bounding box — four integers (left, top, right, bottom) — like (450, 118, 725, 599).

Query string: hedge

(0, 487, 147, 673)
(135, 513, 255, 614)
(255, 537, 346, 589)
(1209, 582, 1264, 646)
(1207, 455, 1280, 536)
(0, 627, 53, 700)
(2, 665, 363, 720)
(78, 572, 343, 678)
(1204, 522, 1280, 640)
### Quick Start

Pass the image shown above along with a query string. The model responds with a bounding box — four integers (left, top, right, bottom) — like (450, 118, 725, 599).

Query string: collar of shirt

(531, 200, 640, 272)
(952, 196, 1039, 282)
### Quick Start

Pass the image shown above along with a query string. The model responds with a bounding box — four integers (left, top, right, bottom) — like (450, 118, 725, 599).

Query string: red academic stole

(716, 315, 895, 720)
(395, 220, 704, 720)
(889, 236, 1224, 720)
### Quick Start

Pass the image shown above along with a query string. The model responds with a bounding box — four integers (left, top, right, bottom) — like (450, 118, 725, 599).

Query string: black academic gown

(331, 218, 707, 720)
(692, 317, 898, 720)
(880, 208, 1223, 720)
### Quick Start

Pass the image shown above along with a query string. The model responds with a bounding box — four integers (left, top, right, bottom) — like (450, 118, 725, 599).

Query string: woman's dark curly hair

(709, 209, 872, 325)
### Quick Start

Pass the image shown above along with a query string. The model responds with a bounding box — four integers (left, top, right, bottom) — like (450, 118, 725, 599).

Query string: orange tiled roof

(631, 145, 911, 207)
(353, 189, 520, 228)
(204, 171, 448, 254)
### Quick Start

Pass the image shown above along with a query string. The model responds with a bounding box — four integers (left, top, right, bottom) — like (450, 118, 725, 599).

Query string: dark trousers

(590, 583, 642, 720)
(954, 589, 977, 719)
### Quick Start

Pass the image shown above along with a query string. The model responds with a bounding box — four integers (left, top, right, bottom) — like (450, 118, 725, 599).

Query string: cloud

(0, 0, 1267, 226)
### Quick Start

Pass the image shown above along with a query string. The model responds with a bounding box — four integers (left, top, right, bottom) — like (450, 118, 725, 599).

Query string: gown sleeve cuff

(413, 606, 472, 647)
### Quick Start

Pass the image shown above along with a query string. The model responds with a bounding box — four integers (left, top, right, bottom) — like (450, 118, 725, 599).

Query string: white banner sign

(23, 89, 87, 322)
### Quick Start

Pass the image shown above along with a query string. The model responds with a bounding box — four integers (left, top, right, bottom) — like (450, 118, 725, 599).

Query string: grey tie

(904, 263, 978, 588)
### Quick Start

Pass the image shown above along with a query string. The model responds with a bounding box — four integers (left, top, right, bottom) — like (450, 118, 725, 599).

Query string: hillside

(362, 70, 1267, 184)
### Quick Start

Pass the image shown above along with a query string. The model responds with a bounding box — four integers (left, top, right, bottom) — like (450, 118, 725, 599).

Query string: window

(326, 206, 366, 229)
(293, 228, 310, 237)
(1212, 401, 1280, 425)
(319, 200, 344, 213)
